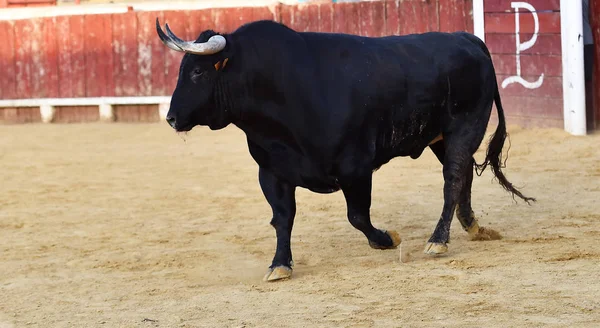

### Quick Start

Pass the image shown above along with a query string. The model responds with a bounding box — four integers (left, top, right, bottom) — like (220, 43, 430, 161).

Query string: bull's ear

(213, 58, 230, 71)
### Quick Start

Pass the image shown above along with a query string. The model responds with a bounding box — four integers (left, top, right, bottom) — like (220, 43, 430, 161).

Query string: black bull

(155, 19, 535, 281)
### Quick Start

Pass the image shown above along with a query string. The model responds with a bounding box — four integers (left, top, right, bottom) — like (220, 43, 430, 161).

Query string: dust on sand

(1, 124, 599, 327)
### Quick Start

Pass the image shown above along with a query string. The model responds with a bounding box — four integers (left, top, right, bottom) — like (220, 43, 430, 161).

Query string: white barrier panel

(0, 97, 171, 123)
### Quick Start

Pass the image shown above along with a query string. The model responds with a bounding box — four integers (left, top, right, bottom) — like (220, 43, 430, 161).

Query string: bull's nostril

(166, 115, 176, 128)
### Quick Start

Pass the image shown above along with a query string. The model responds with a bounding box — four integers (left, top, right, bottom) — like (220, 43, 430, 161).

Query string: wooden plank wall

(0, 0, 473, 123)
(484, 0, 562, 128)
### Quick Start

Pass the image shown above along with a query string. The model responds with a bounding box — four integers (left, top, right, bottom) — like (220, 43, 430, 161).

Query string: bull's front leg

(340, 174, 401, 250)
(259, 167, 296, 282)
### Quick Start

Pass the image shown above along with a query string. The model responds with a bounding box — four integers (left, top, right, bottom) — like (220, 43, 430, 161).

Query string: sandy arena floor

(1, 123, 599, 327)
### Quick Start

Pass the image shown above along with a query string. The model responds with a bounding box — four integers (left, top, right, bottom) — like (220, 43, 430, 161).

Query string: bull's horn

(155, 18, 226, 55)
(156, 18, 185, 52)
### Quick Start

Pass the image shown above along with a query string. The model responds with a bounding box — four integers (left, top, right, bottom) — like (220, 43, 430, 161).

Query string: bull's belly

(275, 164, 340, 193)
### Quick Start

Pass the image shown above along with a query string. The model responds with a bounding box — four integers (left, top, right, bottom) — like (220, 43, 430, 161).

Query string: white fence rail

(0, 97, 171, 123)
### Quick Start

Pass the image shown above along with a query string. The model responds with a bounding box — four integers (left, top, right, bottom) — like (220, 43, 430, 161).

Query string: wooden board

(438, 0, 472, 33)
(0, 21, 17, 99)
(491, 54, 562, 77)
(53, 106, 99, 123)
(56, 15, 86, 98)
(359, 1, 385, 37)
(499, 95, 563, 118)
(113, 105, 159, 122)
(136, 11, 161, 96)
(280, 4, 319, 32)
(496, 74, 562, 97)
(83, 14, 114, 97)
(386, 0, 439, 36)
(0, 108, 41, 123)
(13, 19, 34, 99)
(39, 17, 59, 98)
(485, 0, 560, 12)
(112, 11, 139, 97)
(161, 10, 187, 95)
(332, 2, 361, 34)
(485, 33, 562, 55)
(485, 12, 561, 34)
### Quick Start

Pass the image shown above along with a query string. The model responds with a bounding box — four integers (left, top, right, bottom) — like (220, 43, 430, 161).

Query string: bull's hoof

(263, 265, 292, 282)
(369, 230, 402, 250)
(468, 223, 502, 241)
(424, 242, 448, 255)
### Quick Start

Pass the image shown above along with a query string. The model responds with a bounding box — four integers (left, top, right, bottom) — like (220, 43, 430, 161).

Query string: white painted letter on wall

(501, 2, 544, 89)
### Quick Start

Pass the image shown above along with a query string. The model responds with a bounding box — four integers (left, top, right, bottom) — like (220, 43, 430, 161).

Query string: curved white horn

(164, 22, 226, 55)
(156, 18, 184, 52)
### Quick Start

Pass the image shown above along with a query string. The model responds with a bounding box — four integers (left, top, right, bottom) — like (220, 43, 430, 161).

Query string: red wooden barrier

(0, 0, 473, 123)
(484, 0, 563, 128)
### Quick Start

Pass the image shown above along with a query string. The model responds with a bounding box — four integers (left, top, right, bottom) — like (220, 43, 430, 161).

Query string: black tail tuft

(474, 85, 536, 205)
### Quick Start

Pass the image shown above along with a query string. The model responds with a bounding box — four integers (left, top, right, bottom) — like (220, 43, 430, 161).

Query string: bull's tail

(459, 32, 535, 203)
(474, 82, 536, 204)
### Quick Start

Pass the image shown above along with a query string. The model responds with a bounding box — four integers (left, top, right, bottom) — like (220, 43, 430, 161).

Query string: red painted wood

(13, 19, 33, 99)
(251, 6, 276, 21)
(396, 0, 438, 35)
(485, 12, 561, 34)
(54, 106, 99, 123)
(139, 104, 159, 122)
(161, 11, 186, 95)
(485, 33, 562, 55)
(497, 74, 562, 97)
(39, 17, 59, 98)
(491, 54, 562, 77)
(28, 18, 46, 98)
(439, 0, 472, 33)
(465, 0, 474, 33)
(56, 15, 86, 97)
(187, 8, 214, 40)
(500, 95, 563, 118)
(359, 1, 385, 37)
(84, 14, 114, 97)
(214, 7, 246, 33)
(385, 0, 400, 35)
(280, 4, 292, 28)
(485, 0, 560, 13)
(113, 105, 157, 122)
(0, 108, 41, 123)
(137, 11, 162, 96)
(317, 3, 333, 32)
(112, 12, 139, 96)
(114, 105, 137, 122)
(0, 21, 17, 99)
(282, 4, 319, 32)
(333, 2, 361, 34)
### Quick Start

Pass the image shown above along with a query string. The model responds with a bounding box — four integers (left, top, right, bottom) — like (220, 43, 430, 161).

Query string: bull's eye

(193, 68, 203, 76)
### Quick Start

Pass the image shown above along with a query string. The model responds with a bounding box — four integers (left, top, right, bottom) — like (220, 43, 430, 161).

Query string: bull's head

(156, 18, 232, 132)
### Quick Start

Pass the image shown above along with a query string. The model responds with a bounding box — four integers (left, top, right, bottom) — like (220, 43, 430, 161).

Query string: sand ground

(1, 123, 599, 327)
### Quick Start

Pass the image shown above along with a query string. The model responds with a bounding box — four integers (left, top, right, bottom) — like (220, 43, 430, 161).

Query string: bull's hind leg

(455, 158, 502, 241)
(429, 141, 502, 242)
(424, 137, 478, 254)
(259, 168, 296, 282)
(430, 142, 480, 235)
(341, 174, 401, 250)
(425, 138, 472, 254)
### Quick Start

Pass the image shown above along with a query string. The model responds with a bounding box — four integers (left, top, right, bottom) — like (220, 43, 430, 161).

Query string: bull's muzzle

(166, 115, 177, 129)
